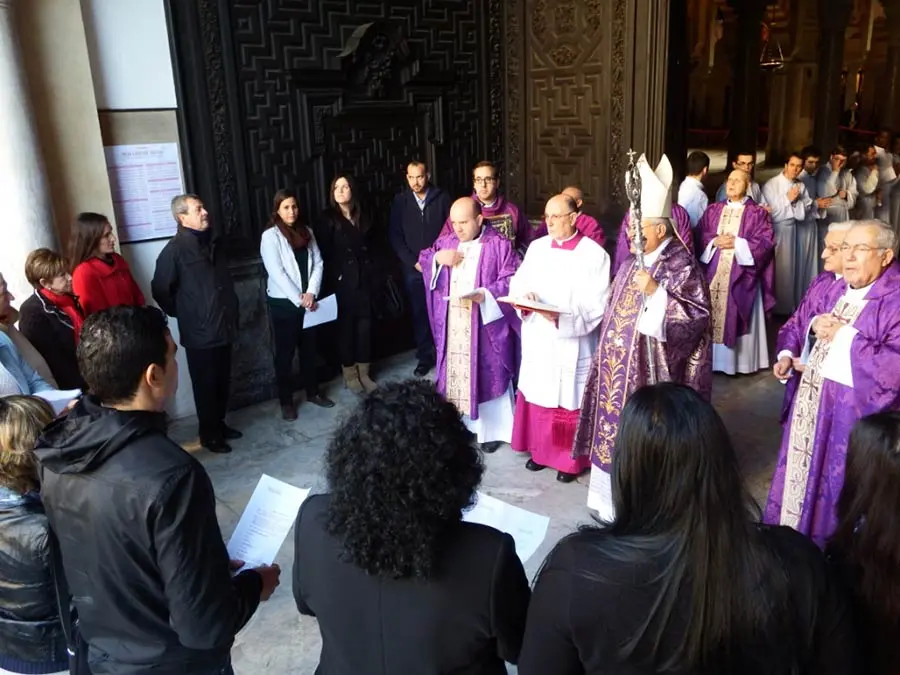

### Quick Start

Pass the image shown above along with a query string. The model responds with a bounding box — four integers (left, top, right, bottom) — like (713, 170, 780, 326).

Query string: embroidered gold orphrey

(485, 213, 514, 242)
(445, 241, 483, 415)
(590, 259, 643, 466)
(708, 205, 744, 344)
(781, 297, 866, 528)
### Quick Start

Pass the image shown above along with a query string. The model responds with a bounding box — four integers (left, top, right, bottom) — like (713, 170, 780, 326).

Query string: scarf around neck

(39, 289, 85, 343)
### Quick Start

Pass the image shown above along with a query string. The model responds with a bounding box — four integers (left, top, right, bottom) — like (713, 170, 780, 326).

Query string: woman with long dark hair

(314, 175, 378, 394)
(292, 379, 531, 674)
(69, 212, 144, 315)
(827, 411, 900, 675)
(519, 382, 856, 675)
(261, 189, 334, 421)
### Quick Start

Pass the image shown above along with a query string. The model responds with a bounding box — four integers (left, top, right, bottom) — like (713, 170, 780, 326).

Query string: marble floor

(170, 350, 786, 674)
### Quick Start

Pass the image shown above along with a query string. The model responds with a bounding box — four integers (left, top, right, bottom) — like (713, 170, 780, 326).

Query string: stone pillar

(882, 0, 900, 131)
(812, 0, 853, 153)
(727, 0, 767, 164)
(0, 0, 56, 303)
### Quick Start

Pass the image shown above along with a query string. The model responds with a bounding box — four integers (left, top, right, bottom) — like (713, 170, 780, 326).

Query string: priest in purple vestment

(419, 197, 520, 451)
(531, 186, 606, 247)
(777, 220, 852, 423)
(697, 170, 776, 375)
(612, 202, 694, 275)
(439, 160, 534, 252)
(573, 153, 712, 519)
(766, 219, 900, 547)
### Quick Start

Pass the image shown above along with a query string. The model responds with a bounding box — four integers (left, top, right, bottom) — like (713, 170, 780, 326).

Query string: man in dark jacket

(34, 306, 280, 675)
(388, 160, 451, 376)
(151, 194, 240, 453)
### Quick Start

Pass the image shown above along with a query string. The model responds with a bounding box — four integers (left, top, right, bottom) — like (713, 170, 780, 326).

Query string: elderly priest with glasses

(573, 153, 713, 520)
(506, 193, 611, 483)
(766, 219, 900, 547)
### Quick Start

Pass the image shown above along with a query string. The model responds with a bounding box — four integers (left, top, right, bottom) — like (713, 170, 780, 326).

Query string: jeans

(403, 270, 434, 363)
(185, 345, 232, 442)
(270, 304, 319, 404)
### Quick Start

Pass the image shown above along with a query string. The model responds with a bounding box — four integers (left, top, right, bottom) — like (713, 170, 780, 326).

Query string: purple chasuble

(613, 203, 694, 275)
(697, 201, 776, 347)
(439, 194, 533, 250)
(777, 271, 841, 423)
(573, 241, 713, 470)
(532, 213, 606, 248)
(764, 262, 900, 547)
(418, 225, 521, 419)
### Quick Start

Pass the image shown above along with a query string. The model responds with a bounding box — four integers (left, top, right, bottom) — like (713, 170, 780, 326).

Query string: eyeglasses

(544, 211, 575, 222)
(823, 245, 841, 255)
(473, 177, 497, 186)
(840, 244, 885, 255)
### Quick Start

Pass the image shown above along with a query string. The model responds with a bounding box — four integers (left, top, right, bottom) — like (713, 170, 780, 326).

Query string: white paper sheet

(463, 491, 550, 564)
(497, 296, 570, 314)
(103, 143, 185, 243)
(35, 389, 82, 415)
(227, 474, 310, 570)
(302, 294, 338, 329)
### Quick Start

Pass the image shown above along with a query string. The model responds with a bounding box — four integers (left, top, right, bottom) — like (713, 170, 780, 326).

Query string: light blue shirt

(677, 176, 708, 228)
(0, 330, 52, 396)
(414, 190, 429, 211)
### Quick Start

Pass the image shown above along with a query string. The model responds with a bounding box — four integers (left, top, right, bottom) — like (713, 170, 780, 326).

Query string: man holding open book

(505, 193, 611, 483)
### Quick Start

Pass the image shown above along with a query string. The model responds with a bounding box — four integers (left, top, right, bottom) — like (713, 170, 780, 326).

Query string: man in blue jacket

(389, 160, 452, 376)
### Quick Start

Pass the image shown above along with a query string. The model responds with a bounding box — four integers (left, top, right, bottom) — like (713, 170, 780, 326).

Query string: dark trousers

(339, 313, 372, 366)
(271, 305, 319, 405)
(403, 270, 434, 363)
(185, 344, 232, 442)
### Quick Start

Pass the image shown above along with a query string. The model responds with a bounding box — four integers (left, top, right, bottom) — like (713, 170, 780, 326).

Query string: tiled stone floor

(170, 350, 785, 674)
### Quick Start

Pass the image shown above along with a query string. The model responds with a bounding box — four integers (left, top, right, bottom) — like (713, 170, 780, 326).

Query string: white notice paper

(35, 389, 82, 415)
(104, 143, 185, 243)
(463, 491, 550, 564)
(227, 474, 310, 570)
(302, 294, 338, 329)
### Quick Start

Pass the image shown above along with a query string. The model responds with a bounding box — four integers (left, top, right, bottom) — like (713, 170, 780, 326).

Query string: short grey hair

(849, 219, 897, 251)
(171, 193, 201, 224)
(827, 221, 853, 234)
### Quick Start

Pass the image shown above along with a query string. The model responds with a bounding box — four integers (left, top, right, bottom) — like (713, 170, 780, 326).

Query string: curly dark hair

(325, 379, 484, 580)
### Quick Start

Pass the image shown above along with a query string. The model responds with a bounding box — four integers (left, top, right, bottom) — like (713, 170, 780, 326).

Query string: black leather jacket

(0, 488, 68, 673)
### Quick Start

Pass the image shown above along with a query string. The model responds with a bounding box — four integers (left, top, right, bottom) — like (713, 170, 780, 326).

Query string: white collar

(553, 230, 579, 245)
(642, 237, 673, 267)
(726, 195, 749, 207)
(844, 280, 875, 300)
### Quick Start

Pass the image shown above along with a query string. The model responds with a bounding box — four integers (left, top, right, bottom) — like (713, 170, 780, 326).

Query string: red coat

(72, 254, 145, 315)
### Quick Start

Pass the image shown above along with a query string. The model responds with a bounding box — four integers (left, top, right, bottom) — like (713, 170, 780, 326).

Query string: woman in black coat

(18, 248, 86, 390)
(292, 380, 531, 675)
(314, 175, 379, 394)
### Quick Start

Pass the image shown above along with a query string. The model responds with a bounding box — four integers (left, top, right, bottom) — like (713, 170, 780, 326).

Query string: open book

(498, 296, 569, 314)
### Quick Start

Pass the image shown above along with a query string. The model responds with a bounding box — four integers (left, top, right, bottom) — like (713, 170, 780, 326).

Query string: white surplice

(875, 146, 897, 226)
(853, 165, 880, 220)
(763, 173, 813, 314)
(509, 234, 611, 411)
(430, 234, 514, 444)
(797, 170, 824, 300)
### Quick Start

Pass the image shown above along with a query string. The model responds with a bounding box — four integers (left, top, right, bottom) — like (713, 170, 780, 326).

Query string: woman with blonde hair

(0, 395, 68, 675)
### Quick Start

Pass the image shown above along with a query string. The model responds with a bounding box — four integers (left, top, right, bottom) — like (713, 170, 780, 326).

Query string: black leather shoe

(414, 362, 433, 377)
(481, 441, 503, 454)
(201, 438, 232, 454)
(222, 425, 243, 440)
(525, 459, 546, 472)
(556, 471, 577, 483)
(307, 394, 335, 408)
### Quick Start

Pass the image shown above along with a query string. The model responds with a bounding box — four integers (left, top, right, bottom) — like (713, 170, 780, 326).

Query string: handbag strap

(48, 527, 77, 655)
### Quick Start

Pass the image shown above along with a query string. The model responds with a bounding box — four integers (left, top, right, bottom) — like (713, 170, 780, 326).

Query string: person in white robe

(817, 147, 857, 272)
(874, 129, 897, 226)
(715, 151, 768, 206)
(797, 147, 831, 300)
(853, 144, 880, 220)
(507, 194, 610, 483)
(763, 152, 813, 315)
(677, 151, 710, 228)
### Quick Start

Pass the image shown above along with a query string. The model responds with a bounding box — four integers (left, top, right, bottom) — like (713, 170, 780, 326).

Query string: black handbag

(375, 275, 406, 320)
(48, 529, 92, 675)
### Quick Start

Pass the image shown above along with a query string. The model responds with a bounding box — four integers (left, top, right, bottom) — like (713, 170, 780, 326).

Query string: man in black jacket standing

(34, 306, 280, 675)
(389, 160, 451, 376)
(151, 194, 240, 453)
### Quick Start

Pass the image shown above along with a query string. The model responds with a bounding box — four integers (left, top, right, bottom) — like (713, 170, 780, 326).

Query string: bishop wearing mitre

(572, 154, 713, 519)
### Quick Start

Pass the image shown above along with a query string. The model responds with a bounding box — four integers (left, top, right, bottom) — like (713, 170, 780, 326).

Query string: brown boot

(342, 365, 364, 394)
(281, 403, 297, 421)
(358, 363, 378, 393)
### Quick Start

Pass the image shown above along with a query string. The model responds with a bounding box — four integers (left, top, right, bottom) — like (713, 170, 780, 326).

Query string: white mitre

(635, 153, 673, 219)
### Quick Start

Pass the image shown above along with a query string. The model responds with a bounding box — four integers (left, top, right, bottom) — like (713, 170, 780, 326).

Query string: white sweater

(260, 226, 324, 307)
